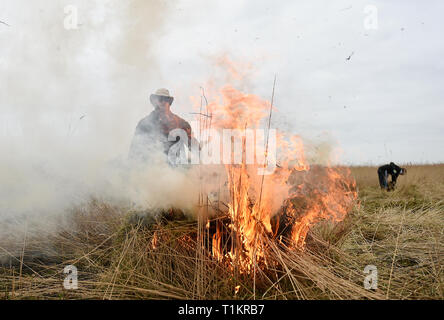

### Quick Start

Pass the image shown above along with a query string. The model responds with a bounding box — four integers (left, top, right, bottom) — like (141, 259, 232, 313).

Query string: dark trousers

(378, 168, 388, 189)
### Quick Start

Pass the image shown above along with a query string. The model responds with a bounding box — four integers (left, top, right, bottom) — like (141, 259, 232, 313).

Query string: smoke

(0, 0, 200, 261)
(0, 1, 346, 265)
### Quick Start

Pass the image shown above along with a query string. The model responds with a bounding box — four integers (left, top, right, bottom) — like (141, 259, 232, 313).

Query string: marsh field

(0, 164, 442, 300)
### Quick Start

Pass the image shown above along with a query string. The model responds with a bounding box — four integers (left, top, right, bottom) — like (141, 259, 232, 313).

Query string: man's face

(154, 96, 171, 110)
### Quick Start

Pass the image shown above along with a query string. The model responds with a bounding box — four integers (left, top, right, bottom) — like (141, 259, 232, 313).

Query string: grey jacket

(129, 108, 192, 162)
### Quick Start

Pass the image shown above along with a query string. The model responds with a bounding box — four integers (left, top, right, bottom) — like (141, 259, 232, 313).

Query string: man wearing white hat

(129, 88, 192, 163)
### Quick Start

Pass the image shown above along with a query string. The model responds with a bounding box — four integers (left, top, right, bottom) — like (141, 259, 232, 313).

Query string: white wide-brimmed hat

(150, 88, 174, 105)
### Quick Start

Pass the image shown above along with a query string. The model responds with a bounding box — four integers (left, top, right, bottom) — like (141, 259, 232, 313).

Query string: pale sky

(1, 0, 443, 165)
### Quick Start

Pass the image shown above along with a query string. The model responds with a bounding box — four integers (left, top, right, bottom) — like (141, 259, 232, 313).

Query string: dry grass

(0, 165, 442, 300)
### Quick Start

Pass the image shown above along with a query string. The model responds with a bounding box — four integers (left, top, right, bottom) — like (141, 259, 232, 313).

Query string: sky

(1, 0, 443, 165)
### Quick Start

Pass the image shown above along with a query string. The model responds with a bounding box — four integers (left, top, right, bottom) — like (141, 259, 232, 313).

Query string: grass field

(0, 164, 442, 300)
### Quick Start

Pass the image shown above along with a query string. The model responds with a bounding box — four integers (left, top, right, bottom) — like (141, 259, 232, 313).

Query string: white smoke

(0, 0, 200, 261)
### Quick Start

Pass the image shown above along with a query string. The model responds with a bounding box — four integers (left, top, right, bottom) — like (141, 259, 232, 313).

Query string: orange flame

(192, 66, 357, 272)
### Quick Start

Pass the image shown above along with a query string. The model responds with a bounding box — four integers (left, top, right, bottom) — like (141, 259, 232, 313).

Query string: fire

(151, 231, 159, 249)
(212, 221, 223, 262)
(287, 167, 356, 247)
(234, 285, 241, 295)
(192, 69, 357, 273)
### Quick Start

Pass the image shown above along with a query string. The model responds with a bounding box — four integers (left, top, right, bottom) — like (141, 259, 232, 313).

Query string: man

(377, 162, 407, 191)
(129, 88, 192, 164)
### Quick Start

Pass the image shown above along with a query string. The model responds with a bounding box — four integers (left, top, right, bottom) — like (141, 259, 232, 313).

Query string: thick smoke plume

(0, 1, 199, 261)
(0, 1, 341, 264)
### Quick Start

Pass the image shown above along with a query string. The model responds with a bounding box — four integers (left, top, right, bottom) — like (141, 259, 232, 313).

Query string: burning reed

(190, 83, 358, 277)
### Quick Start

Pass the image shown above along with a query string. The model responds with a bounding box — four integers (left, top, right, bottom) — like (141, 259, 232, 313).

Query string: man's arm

(128, 117, 153, 160)
(392, 163, 402, 182)
(180, 120, 195, 150)
(183, 121, 192, 144)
